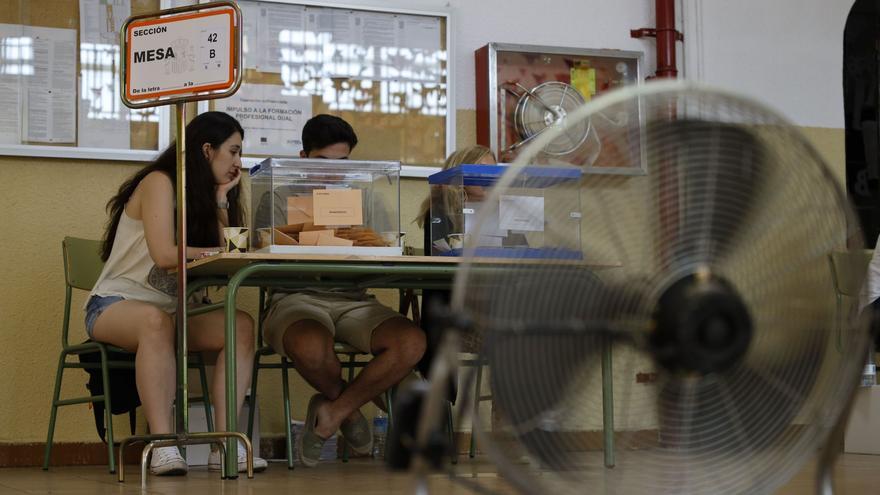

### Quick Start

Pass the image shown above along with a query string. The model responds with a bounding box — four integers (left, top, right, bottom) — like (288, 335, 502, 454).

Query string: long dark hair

(101, 111, 245, 261)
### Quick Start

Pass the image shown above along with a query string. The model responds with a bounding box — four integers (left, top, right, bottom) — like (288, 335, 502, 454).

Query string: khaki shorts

(262, 292, 403, 358)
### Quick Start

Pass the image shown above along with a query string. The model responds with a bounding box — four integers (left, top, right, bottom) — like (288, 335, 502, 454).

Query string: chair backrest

(63, 237, 105, 291)
(828, 249, 874, 297)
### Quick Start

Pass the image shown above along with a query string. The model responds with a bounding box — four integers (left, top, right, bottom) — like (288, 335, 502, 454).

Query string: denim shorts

(84, 295, 125, 339)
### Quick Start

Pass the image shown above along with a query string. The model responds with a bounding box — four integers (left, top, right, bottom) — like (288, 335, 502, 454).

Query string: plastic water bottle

(862, 359, 876, 387)
(372, 410, 388, 459)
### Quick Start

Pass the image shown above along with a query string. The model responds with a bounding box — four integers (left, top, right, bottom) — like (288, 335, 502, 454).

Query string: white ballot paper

(499, 195, 545, 232)
(464, 201, 504, 247)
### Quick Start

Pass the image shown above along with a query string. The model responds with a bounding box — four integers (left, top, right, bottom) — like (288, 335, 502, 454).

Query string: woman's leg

(187, 309, 255, 432)
(91, 300, 176, 434)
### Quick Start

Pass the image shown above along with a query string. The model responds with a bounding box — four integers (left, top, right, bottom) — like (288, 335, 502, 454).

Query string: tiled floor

(1, 454, 878, 494)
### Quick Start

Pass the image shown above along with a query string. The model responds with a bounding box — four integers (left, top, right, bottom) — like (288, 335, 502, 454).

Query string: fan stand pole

(816, 423, 841, 495)
(815, 400, 853, 495)
(602, 340, 615, 468)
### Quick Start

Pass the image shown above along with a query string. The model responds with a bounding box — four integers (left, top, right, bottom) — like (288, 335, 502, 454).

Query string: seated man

(259, 114, 426, 467)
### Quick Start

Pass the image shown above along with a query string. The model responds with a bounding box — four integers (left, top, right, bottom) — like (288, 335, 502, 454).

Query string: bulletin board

(205, 0, 452, 167)
(0, 0, 168, 161)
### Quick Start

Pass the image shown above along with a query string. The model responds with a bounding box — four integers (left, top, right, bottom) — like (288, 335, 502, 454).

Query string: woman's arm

(214, 167, 242, 235)
(139, 172, 221, 269)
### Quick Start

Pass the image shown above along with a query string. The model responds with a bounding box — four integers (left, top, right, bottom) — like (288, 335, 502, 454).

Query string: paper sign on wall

(571, 65, 596, 101)
(499, 195, 544, 232)
(217, 83, 312, 156)
(312, 189, 363, 226)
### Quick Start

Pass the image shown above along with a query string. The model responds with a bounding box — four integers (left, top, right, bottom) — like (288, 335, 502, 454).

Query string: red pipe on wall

(654, 0, 679, 78)
(631, 0, 684, 79)
(631, 0, 685, 272)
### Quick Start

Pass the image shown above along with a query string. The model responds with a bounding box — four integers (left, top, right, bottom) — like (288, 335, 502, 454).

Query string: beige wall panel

(0, 114, 845, 442)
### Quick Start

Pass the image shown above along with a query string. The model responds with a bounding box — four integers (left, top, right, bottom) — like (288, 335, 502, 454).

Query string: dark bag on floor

(78, 342, 141, 443)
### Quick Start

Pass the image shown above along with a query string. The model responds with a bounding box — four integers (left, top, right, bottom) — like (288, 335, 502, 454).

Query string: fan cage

(445, 81, 869, 495)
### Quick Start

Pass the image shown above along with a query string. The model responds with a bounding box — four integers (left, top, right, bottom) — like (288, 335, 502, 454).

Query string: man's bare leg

(312, 317, 426, 437)
(282, 319, 346, 401)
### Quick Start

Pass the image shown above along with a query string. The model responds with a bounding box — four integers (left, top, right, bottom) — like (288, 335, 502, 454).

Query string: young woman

(86, 111, 265, 475)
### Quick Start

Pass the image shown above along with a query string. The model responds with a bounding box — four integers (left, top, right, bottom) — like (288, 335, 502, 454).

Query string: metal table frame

(181, 254, 615, 476)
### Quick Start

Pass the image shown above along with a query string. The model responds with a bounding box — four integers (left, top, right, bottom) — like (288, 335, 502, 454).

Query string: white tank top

(89, 209, 178, 313)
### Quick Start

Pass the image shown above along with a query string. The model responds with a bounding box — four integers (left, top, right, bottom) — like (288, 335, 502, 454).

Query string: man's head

(300, 114, 358, 159)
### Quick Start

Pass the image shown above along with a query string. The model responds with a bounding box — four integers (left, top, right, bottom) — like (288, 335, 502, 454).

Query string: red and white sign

(125, 8, 235, 101)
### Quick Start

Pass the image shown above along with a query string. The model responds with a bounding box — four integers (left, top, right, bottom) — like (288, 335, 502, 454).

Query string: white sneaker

(208, 441, 268, 473)
(149, 446, 188, 476)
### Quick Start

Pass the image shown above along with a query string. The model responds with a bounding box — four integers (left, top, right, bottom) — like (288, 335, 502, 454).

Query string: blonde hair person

(415, 145, 497, 393)
(416, 145, 497, 232)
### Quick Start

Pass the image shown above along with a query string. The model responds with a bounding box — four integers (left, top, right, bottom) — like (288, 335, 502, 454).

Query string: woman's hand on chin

(216, 167, 242, 200)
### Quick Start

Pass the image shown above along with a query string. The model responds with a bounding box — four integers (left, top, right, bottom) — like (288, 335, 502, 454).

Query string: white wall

(322, 0, 853, 129)
(681, 0, 854, 128)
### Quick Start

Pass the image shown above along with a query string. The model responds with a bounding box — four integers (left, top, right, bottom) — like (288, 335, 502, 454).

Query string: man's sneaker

(340, 411, 373, 455)
(208, 441, 268, 473)
(298, 394, 329, 468)
(149, 446, 188, 476)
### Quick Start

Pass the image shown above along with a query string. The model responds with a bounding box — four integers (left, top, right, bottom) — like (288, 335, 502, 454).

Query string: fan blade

(486, 331, 603, 470)
(473, 267, 653, 471)
(648, 120, 767, 266)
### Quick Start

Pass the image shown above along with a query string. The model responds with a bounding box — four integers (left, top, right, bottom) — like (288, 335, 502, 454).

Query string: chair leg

(99, 348, 117, 474)
(342, 354, 356, 462)
(42, 351, 68, 470)
(282, 358, 294, 470)
(470, 363, 483, 459)
(447, 401, 457, 465)
(384, 387, 395, 459)
(246, 353, 260, 439)
(198, 356, 214, 432)
(398, 288, 410, 318)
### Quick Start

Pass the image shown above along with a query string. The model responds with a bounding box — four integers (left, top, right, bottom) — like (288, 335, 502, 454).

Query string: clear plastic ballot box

(250, 158, 402, 255)
(427, 164, 583, 259)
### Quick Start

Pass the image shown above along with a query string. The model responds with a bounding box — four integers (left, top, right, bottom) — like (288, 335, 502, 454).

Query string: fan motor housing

(651, 272, 753, 374)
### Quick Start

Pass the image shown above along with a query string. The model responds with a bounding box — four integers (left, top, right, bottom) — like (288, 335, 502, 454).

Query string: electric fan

(398, 80, 872, 495)
(505, 80, 591, 156)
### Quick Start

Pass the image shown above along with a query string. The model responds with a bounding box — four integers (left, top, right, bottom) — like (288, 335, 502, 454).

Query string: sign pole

(175, 101, 188, 441)
(118, 2, 246, 484)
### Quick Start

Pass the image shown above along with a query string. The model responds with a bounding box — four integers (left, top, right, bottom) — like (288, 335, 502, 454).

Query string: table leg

(222, 267, 264, 478)
(176, 293, 189, 446)
(224, 278, 242, 477)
